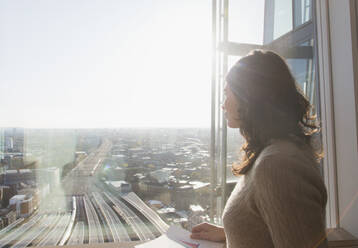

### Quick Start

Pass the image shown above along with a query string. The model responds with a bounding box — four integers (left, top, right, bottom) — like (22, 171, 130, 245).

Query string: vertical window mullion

(210, 0, 218, 222)
(292, 0, 296, 30)
(220, 0, 229, 218)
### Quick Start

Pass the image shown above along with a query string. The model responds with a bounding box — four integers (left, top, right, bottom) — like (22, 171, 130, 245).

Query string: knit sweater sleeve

(252, 154, 328, 248)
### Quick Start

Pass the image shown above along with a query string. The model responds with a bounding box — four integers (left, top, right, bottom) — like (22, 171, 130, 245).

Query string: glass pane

(286, 40, 316, 109)
(221, 0, 323, 233)
(226, 129, 244, 182)
(294, 0, 312, 27)
(228, 0, 265, 44)
(215, 56, 245, 223)
(274, 0, 293, 39)
(226, 56, 244, 184)
(0, 0, 212, 245)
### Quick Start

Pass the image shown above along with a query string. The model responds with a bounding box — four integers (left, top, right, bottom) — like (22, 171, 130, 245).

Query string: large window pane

(294, 0, 312, 28)
(274, 0, 293, 39)
(221, 0, 320, 225)
(0, 0, 212, 246)
(228, 0, 265, 44)
(286, 40, 316, 108)
(226, 56, 244, 183)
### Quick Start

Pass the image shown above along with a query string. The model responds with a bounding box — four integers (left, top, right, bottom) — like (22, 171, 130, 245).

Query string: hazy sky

(0, 0, 264, 128)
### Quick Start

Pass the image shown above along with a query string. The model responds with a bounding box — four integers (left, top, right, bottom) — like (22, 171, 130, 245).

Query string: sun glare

(0, 0, 211, 128)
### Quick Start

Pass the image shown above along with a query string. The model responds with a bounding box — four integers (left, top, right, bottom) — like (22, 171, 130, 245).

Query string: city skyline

(0, 127, 229, 246)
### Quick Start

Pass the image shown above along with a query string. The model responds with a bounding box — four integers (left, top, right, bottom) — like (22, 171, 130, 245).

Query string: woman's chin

(227, 120, 240, 129)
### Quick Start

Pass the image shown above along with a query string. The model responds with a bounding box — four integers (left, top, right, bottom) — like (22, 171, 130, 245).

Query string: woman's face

(222, 84, 241, 128)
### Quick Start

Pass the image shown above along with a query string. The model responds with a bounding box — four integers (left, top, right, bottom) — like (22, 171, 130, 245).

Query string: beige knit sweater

(222, 139, 328, 248)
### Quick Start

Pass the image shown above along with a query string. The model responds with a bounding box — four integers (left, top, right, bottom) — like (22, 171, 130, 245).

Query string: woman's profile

(190, 50, 328, 248)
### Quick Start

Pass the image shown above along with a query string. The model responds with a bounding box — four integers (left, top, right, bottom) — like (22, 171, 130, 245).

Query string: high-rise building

(0, 129, 4, 160)
(4, 128, 24, 153)
(0, 129, 5, 175)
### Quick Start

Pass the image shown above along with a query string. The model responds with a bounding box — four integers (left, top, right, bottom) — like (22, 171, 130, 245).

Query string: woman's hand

(190, 222, 226, 242)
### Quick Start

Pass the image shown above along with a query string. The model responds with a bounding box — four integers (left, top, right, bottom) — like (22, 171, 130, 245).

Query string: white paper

(135, 225, 224, 248)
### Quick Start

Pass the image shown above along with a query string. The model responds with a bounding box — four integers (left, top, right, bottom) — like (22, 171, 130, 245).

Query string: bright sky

(0, 0, 264, 128)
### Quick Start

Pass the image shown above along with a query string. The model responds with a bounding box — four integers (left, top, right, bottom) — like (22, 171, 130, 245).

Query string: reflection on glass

(0, 128, 213, 245)
(286, 40, 316, 108)
(274, 0, 293, 39)
(294, 0, 312, 27)
(0, 0, 214, 245)
(287, 58, 310, 93)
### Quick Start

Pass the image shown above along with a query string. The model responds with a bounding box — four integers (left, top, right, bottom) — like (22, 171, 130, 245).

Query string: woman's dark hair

(226, 50, 321, 175)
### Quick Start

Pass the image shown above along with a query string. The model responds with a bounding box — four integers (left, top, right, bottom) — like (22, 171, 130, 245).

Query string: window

(228, 0, 265, 44)
(286, 40, 316, 106)
(2, 0, 354, 245)
(226, 56, 244, 183)
(213, 0, 322, 225)
(273, 0, 293, 39)
(294, 0, 312, 28)
(0, 0, 213, 246)
(264, 0, 313, 44)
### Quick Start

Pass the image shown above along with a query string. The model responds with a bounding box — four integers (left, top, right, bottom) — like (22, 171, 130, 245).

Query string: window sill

(39, 228, 357, 248)
(40, 241, 145, 248)
(327, 228, 358, 247)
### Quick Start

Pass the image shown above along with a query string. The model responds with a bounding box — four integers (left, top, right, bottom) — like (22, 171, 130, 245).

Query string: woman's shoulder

(260, 138, 305, 157)
(251, 138, 321, 180)
(249, 138, 327, 209)
(257, 138, 315, 163)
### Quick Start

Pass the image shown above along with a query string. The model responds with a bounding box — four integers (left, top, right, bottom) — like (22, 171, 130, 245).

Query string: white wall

(318, 0, 358, 237)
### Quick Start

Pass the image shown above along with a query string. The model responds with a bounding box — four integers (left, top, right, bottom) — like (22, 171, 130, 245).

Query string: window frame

(315, 0, 358, 236)
(211, 0, 341, 229)
(315, 0, 339, 228)
(264, 0, 313, 44)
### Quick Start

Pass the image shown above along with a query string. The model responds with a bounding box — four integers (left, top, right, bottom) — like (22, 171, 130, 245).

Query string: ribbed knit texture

(222, 140, 328, 248)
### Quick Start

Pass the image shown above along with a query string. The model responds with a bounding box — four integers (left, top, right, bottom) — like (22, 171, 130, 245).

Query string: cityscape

(0, 127, 242, 247)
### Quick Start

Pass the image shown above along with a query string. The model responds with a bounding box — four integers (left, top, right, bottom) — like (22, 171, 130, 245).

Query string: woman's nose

(221, 99, 227, 111)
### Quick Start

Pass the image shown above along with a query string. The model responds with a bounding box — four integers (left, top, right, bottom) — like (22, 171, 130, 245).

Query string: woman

(191, 50, 328, 248)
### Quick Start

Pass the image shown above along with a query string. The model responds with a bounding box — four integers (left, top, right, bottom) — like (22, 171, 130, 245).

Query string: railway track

(67, 221, 84, 245)
(11, 214, 58, 248)
(84, 194, 104, 244)
(89, 194, 113, 242)
(92, 192, 130, 242)
(121, 192, 169, 235)
(103, 192, 155, 241)
(0, 213, 42, 248)
(37, 213, 71, 246)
